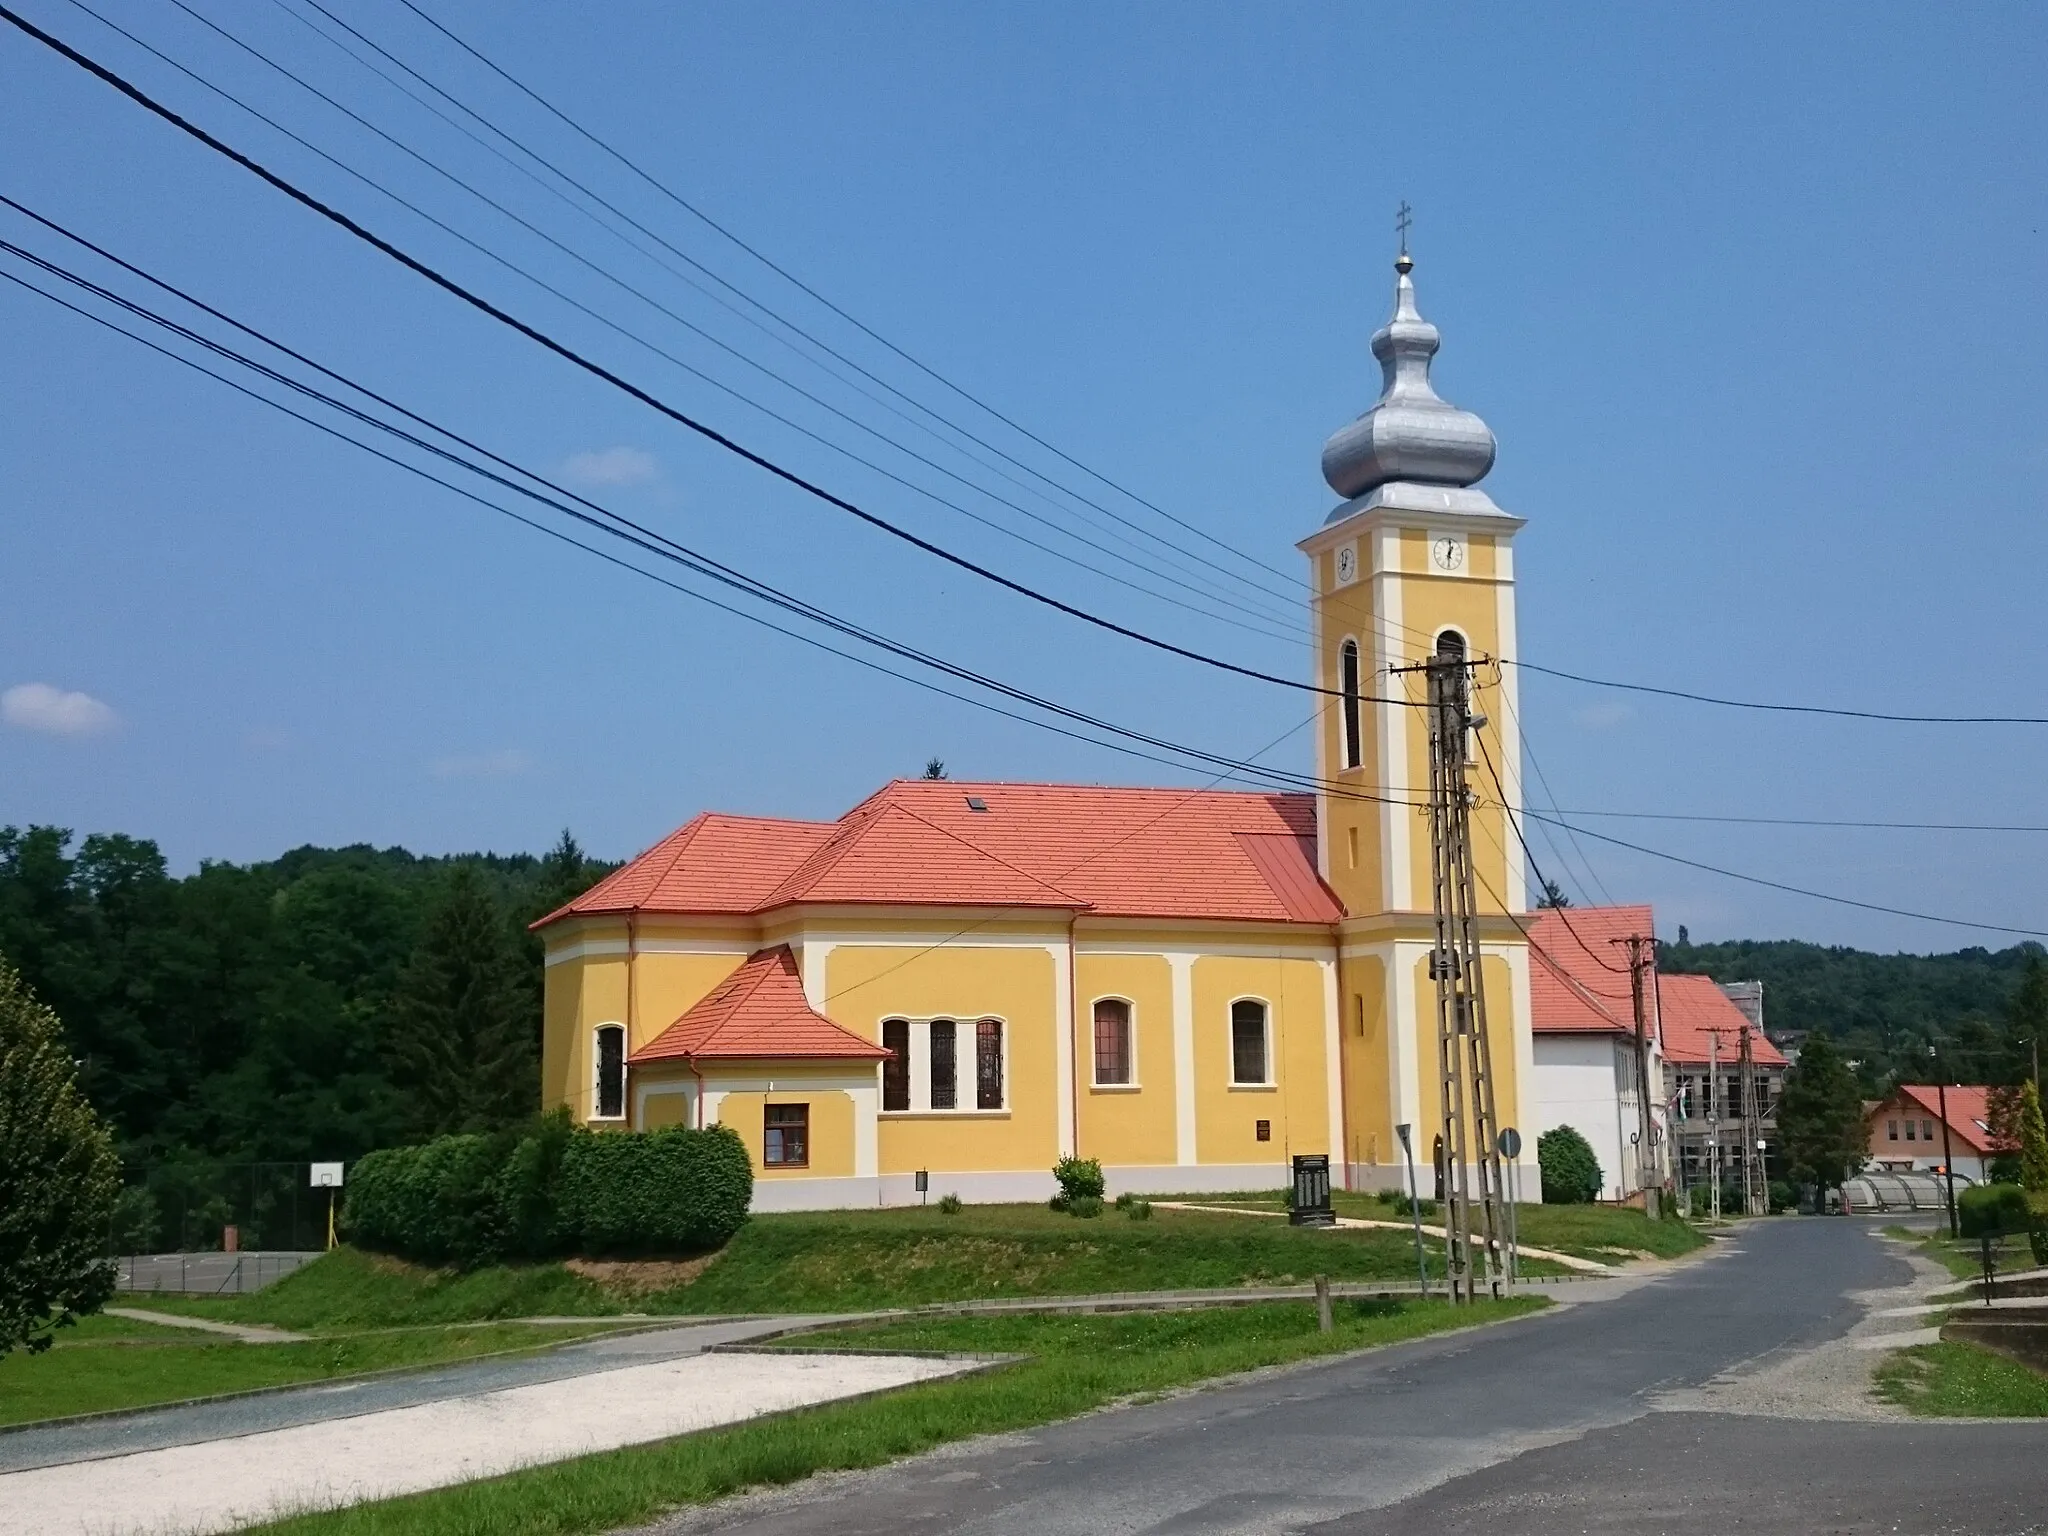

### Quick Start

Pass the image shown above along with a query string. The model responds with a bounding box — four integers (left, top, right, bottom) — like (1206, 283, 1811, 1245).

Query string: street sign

(309, 1162, 344, 1188)
(1498, 1127, 1521, 1160)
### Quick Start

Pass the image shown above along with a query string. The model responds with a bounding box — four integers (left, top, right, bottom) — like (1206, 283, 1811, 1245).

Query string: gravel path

(0, 1350, 983, 1536)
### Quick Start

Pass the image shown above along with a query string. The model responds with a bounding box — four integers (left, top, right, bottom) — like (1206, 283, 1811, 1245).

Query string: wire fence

(114, 1250, 319, 1295)
(109, 1160, 342, 1258)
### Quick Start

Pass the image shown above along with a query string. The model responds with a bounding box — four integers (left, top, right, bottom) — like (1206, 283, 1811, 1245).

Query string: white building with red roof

(537, 254, 1553, 1209)
(1866, 1084, 2016, 1184)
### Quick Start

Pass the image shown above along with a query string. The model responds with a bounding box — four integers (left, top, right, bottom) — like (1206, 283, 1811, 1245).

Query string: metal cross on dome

(1396, 200, 1413, 257)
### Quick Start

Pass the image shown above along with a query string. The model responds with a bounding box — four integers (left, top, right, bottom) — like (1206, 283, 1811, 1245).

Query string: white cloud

(562, 446, 658, 487)
(2, 682, 118, 737)
(429, 748, 532, 780)
(1572, 701, 1632, 730)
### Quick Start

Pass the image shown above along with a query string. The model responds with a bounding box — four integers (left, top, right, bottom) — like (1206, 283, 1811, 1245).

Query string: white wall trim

(1073, 936, 1336, 960)
(546, 936, 753, 967)
(850, 1081, 879, 1179)
(799, 940, 834, 1009)
(1319, 951, 1345, 1186)
(631, 1080, 694, 1129)
(1168, 952, 1197, 1166)
(1493, 573, 1527, 913)
(1375, 525, 1412, 913)
(1052, 941, 1076, 1156)
(1384, 939, 1428, 1133)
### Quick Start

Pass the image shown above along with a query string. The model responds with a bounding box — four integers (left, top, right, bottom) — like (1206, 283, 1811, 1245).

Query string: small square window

(1886, 1120, 1897, 1141)
(764, 1103, 808, 1168)
(1255, 1119, 1271, 1143)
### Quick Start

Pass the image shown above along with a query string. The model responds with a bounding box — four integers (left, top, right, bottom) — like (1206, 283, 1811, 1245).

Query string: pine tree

(2019, 1079, 2048, 1195)
(1776, 1033, 1866, 1202)
(387, 866, 532, 1137)
(0, 956, 119, 1356)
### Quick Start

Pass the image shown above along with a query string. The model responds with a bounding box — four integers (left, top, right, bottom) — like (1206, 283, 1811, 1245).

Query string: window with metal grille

(1339, 638, 1362, 770)
(976, 1019, 1004, 1109)
(929, 1019, 957, 1110)
(1230, 999, 1268, 1085)
(594, 1024, 625, 1119)
(764, 1103, 808, 1167)
(882, 1018, 910, 1112)
(1093, 999, 1131, 1085)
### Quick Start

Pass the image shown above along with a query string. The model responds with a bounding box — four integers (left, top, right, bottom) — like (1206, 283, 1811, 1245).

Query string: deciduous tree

(1777, 1033, 1866, 1202)
(0, 957, 119, 1356)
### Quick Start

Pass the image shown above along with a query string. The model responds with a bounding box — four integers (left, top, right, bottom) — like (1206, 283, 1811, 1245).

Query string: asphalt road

(652, 1220, 2048, 1536)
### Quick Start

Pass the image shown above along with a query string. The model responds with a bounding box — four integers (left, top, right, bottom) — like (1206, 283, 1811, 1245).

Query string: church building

(537, 252, 1537, 1210)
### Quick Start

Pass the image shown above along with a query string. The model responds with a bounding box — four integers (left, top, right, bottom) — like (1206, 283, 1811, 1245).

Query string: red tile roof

(541, 780, 1343, 927)
(1657, 973, 1787, 1067)
(1525, 905, 1651, 1035)
(541, 813, 836, 923)
(1883, 1085, 2016, 1155)
(630, 946, 890, 1063)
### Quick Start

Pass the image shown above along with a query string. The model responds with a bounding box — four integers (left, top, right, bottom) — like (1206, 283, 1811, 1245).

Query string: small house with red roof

(1867, 1085, 2015, 1183)
(535, 254, 1557, 1210)
(1524, 905, 1660, 1202)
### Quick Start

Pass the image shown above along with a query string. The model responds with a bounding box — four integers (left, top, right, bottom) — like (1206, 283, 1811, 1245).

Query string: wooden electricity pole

(1397, 643, 1508, 1303)
(1738, 1026, 1766, 1216)
(1614, 934, 1661, 1217)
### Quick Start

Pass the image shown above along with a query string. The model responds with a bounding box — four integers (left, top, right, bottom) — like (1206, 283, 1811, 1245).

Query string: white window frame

(1226, 995, 1274, 1089)
(1090, 995, 1140, 1090)
(1338, 635, 1363, 771)
(879, 1014, 1010, 1115)
(590, 1021, 627, 1122)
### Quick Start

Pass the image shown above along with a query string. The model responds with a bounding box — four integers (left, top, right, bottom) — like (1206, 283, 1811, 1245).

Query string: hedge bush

(342, 1114, 752, 1268)
(1959, 1181, 2034, 1240)
(1538, 1125, 1603, 1205)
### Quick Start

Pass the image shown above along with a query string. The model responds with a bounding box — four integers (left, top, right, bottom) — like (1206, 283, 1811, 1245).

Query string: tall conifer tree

(1776, 1034, 1866, 1203)
(388, 865, 532, 1137)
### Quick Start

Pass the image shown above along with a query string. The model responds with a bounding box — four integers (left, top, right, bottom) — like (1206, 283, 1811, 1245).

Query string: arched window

(929, 1018, 958, 1109)
(1434, 627, 1467, 663)
(976, 1019, 1005, 1109)
(1229, 999, 1269, 1086)
(1093, 999, 1132, 1085)
(593, 1024, 625, 1120)
(1339, 638, 1362, 770)
(882, 1018, 910, 1111)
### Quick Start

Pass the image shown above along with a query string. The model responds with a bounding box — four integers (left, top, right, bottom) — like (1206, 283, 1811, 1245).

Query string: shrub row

(341, 1113, 752, 1268)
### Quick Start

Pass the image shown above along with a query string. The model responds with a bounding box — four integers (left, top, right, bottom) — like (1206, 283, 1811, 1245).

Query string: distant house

(1866, 1085, 2015, 1184)
(1526, 905, 1659, 1203)
(1659, 975, 1786, 1205)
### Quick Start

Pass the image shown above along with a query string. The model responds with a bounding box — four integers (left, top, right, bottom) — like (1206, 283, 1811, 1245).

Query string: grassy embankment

(1875, 1340, 2048, 1416)
(0, 1312, 627, 1427)
(144, 1202, 1572, 1332)
(239, 1295, 1546, 1536)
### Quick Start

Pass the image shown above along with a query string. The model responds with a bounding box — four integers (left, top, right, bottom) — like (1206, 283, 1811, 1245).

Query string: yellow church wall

(1403, 950, 1522, 1149)
(715, 1089, 857, 1180)
(1338, 952, 1393, 1171)
(825, 941, 1060, 1174)
(1189, 953, 1331, 1165)
(1072, 952, 1177, 1167)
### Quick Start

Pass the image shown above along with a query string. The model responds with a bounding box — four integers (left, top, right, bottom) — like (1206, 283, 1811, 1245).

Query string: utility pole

(1396, 642, 1509, 1303)
(1708, 1027, 1721, 1222)
(1614, 934, 1661, 1217)
(1738, 1026, 1766, 1216)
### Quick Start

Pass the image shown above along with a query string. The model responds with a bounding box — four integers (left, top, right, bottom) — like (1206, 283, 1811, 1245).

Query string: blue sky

(3, 2, 2044, 951)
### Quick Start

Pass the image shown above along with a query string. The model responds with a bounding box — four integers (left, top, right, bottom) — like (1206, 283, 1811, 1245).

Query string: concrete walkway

(1152, 1201, 1617, 1272)
(103, 1306, 307, 1343)
(0, 1349, 981, 1536)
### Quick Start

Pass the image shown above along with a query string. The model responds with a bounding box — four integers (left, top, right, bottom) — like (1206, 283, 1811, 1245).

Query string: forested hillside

(0, 825, 613, 1250)
(1660, 935, 2045, 1088)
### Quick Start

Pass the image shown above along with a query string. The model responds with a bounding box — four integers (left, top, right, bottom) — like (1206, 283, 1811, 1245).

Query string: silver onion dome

(1320, 254, 1496, 500)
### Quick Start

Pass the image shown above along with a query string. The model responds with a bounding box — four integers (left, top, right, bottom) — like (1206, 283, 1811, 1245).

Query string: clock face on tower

(1334, 544, 1358, 586)
(1429, 535, 1467, 573)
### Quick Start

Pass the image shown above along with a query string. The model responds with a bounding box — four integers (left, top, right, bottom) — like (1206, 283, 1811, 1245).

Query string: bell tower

(1300, 246, 1534, 1190)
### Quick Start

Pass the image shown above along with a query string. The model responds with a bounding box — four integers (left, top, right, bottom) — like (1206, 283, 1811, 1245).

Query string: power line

(1527, 808, 2048, 835)
(280, 0, 1316, 622)
(0, 207, 1425, 816)
(59, 0, 1310, 649)
(6, 5, 1388, 700)
(388, 0, 1308, 598)
(1521, 810, 2048, 941)
(1508, 658, 2048, 728)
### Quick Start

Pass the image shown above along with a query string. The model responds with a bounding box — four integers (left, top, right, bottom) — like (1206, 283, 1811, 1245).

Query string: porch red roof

(629, 946, 889, 1064)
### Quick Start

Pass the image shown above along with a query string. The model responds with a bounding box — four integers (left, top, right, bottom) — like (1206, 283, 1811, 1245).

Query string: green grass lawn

(239, 1295, 1546, 1536)
(0, 1319, 624, 1427)
(146, 1202, 1528, 1332)
(1875, 1340, 2048, 1417)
